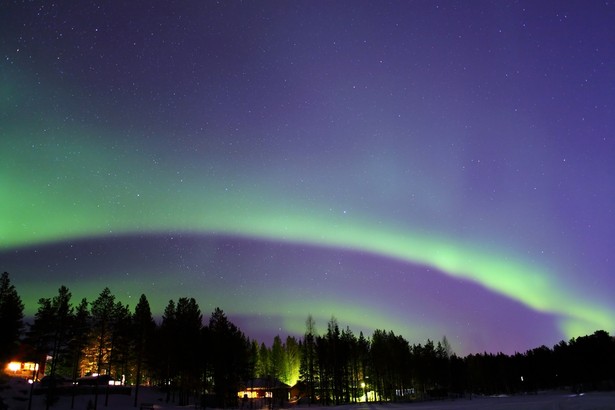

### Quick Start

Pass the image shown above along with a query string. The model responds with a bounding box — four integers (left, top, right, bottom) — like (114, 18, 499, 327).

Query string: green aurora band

(2, 123, 614, 342)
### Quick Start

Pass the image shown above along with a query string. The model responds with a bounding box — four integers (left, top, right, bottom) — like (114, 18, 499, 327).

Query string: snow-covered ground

(2, 378, 615, 410)
(1, 378, 170, 410)
(377, 392, 615, 409)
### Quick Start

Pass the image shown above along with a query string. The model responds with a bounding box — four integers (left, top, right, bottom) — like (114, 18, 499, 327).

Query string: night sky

(2, 1, 614, 355)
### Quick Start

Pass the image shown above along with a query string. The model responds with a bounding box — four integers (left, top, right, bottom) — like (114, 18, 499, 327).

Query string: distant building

(3, 344, 46, 382)
(238, 377, 290, 407)
(4, 360, 40, 381)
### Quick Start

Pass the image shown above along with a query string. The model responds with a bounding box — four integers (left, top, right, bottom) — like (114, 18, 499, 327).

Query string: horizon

(6, 246, 607, 358)
(2, 2, 615, 357)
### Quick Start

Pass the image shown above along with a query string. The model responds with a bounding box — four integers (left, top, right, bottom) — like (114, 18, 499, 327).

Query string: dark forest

(1, 272, 614, 408)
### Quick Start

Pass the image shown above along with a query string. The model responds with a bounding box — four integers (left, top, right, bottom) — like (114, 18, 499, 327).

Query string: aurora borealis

(1, 1, 615, 355)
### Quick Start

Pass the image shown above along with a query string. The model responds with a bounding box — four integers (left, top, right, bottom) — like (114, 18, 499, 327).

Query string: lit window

(7, 362, 21, 372)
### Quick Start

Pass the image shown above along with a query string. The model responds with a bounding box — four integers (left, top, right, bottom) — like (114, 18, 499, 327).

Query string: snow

(0, 378, 176, 410)
(378, 392, 615, 409)
(2, 378, 615, 410)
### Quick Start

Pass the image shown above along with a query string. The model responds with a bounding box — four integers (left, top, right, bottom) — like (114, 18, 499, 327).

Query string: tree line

(1, 271, 614, 409)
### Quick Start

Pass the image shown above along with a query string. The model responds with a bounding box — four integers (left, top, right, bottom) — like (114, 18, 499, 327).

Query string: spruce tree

(133, 294, 156, 407)
(0, 272, 24, 362)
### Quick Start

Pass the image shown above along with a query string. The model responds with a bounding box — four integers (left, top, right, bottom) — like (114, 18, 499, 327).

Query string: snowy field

(2, 378, 615, 410)
(23, 392, 615, 410)
(376, 393, 615, 409)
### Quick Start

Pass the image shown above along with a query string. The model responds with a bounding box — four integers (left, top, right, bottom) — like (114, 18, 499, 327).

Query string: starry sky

(1, 1, 614, 355)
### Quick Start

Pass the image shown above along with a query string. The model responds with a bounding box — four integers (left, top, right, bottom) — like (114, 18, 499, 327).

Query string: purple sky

(1, 1, 614, 355)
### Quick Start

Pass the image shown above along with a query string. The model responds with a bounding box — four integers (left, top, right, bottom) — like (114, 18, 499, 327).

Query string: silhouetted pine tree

(159, 300, 178, 402)
(206, 307, 250, 408)
(356, 332, 370, 402)
(0, 272, 24, 363)
(26, 297, 56, 361)
(69, 297, 90, 409)
(339, 327, 356, 403)
(88, 287, 116, 410)
(104, 301, 131, 405)
(26, 286, 74, 408)
(271, 335, 284, 382)
(257, 342, 270, 378)
(299, 314, 318, 405)
(174, 297, 203, 406)
(132, 294, 156, 407)
(370, 330, 411, 402)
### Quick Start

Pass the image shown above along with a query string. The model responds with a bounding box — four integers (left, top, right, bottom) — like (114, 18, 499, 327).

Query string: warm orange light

(7, 362, 20, 372)
(237, 391, 260, 399)
(23, 362, 38, 371)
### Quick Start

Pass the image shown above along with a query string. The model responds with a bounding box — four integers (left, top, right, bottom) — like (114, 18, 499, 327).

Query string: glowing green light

(2, 124, 613, 342)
